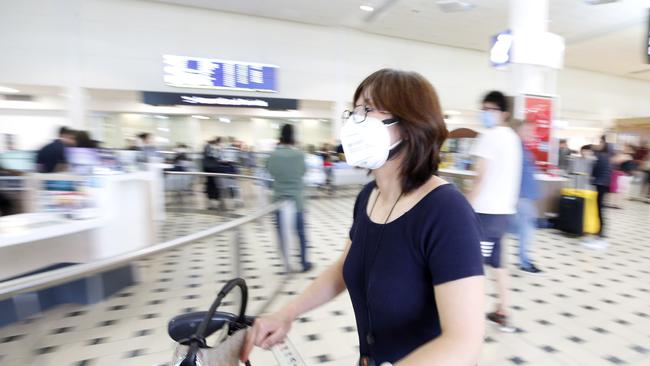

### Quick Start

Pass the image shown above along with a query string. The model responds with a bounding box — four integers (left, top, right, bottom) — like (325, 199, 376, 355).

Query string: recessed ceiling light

(191, 115, 210, 120)
(436, 0, 474, 13)
(583, 0, 619, 5)
(219, 117, 231, 123)
(0, 86, 20, 94)
(154, 115, 169, 119)
(360, 4, 374, 12)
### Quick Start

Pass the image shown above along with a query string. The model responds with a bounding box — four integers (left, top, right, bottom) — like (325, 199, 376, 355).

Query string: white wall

(0, 113, 67, 150)
(2, 0, 650, 141)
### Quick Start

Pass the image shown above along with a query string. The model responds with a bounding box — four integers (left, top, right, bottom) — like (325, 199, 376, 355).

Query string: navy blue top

(343, 182, 484, 364)
(591, 151, 612, 187)
(35, 139, 67, 173)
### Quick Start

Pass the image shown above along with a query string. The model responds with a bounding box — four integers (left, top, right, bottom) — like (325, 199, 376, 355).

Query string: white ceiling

(151, 0, 650, 80)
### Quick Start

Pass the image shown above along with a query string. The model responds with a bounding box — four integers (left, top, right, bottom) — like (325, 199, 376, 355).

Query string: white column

(186, 117, 202, 151)
(63, 0, 86, 131)
(65, 86, 86, 131)
(331, 99, 347, 143)
(331, 28, 348, 144)
(508, 0, 556, 105)
(508, 0, 564, 165)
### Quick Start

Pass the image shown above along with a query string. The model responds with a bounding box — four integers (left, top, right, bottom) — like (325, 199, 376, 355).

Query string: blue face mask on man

(480, 110, 499, 128)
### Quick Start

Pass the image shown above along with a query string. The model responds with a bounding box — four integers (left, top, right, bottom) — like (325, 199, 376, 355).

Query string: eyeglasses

(342, 105, 375, 123)
(482, 107, 501, 112)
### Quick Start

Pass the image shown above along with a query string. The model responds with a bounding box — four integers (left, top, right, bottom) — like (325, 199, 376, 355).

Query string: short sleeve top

(342, 182, 484, 364)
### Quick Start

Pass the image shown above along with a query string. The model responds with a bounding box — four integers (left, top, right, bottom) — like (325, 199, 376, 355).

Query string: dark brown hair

(353, 69, 448, 194)
(279, 124, 295, 145)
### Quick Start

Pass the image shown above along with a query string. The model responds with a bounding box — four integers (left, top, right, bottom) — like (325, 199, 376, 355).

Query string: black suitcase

(557, 195, 584, 236)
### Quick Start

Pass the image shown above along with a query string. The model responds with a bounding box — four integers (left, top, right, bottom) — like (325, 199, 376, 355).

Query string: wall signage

(163, 55, 278, 92)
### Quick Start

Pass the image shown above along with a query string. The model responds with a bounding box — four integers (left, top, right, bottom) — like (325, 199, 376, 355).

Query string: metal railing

(163, 170, 273, 182)
(0, 172, 286, 300)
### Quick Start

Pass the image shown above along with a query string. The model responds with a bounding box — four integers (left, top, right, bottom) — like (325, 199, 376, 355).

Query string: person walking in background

(468, 90, 522, 332)
(137, 132, 158, 163)
(267, 124, 311, 273)
(305, 145, 326, 190)
(558, 139, 571, 172)
(570, 145, 596, 189)
(75, 130, 97, 149)
(220, 137, 243, 206)
(35, 126, 76, 173)
(511, 121, 543, 275)
(202, 138, 222, 209)
(585, 136, 612, 249)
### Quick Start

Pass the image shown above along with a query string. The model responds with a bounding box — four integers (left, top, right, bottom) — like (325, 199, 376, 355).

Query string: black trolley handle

(180, 278, 249, 366)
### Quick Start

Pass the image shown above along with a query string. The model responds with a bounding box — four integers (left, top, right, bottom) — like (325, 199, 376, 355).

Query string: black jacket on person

(35, 139, 67, 173)
(591, 151, 611, 187)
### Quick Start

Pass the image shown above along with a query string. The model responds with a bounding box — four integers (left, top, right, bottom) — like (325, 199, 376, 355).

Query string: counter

(438, 168, 569, 217)
(0, 172, 156, 281)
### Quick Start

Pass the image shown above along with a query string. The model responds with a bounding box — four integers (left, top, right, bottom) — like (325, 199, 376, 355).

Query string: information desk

(0, 172, 157, 325)
(0, 172, 156, 280)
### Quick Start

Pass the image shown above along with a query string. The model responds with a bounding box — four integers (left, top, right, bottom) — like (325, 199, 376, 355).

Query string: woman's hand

(240, 310, 294, 362)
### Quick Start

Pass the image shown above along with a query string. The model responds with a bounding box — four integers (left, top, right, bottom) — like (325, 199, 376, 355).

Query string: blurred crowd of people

(565, 138, 650, 205)
(34, 127, 102, 173)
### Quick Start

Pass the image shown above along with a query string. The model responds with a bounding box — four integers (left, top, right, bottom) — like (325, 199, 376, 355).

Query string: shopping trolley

(168, 278, 306, 366)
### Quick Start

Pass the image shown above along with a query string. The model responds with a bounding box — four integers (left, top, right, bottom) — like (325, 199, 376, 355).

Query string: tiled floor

(0, 186, 649, 366)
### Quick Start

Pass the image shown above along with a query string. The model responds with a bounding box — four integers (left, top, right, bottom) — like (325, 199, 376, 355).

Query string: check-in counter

(0, 172, 156, 281)
(0, 171, 161, 326)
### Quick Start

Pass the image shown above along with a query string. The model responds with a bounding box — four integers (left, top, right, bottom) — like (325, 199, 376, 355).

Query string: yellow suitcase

(561, 188, 600, 234)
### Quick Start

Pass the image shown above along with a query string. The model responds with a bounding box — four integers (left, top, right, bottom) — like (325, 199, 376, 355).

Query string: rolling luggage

(560, 188, 600, 235)
(557, 194, 585, 235)
(556, 172, 600, 235)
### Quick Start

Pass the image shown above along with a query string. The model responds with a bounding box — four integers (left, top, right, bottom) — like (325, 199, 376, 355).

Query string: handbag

(169, 278, 253, 366)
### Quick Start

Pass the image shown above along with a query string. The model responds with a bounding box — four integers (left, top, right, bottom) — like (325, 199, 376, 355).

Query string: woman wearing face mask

(241, 69, 485, 366)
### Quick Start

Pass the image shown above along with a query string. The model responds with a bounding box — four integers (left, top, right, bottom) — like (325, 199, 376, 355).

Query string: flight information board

(163, 55, 278, 92)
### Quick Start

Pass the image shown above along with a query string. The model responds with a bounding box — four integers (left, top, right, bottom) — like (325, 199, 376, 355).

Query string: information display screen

(163, 55, 278, 92)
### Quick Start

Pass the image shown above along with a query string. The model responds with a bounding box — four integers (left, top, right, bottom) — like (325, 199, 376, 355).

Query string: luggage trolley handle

(179, 278, 249, 366)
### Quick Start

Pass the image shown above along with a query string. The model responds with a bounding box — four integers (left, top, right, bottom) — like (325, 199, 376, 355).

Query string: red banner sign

(524, 95, 553, 165)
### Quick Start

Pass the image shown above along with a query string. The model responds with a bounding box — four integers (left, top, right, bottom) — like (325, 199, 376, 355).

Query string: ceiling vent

(583, 0, 620, 5)
(2, 94, 35, 102)
(436, 0, 474, 13)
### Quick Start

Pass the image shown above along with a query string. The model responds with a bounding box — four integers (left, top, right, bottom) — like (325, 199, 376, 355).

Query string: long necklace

(362, 188, 403, 352)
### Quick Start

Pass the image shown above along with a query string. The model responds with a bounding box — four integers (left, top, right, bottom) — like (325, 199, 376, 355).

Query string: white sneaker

(595, 239, 609, 249)
(583, 238, 608, 250)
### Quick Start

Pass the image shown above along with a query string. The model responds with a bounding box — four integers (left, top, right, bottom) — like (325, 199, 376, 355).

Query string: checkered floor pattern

(0, 186, 648, 366)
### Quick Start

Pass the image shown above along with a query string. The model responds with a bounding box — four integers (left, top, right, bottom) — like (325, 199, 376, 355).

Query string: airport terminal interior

(1, 1, 650, 366)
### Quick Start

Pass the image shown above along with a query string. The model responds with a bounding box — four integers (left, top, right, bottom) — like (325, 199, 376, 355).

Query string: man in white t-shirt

(469, 90, 522, 333)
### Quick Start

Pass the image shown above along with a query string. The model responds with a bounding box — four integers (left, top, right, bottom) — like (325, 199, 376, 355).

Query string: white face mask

(340, 116, 401, 170)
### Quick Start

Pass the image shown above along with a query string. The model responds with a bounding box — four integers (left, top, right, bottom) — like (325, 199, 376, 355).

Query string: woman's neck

(373, 157, 403, 202)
